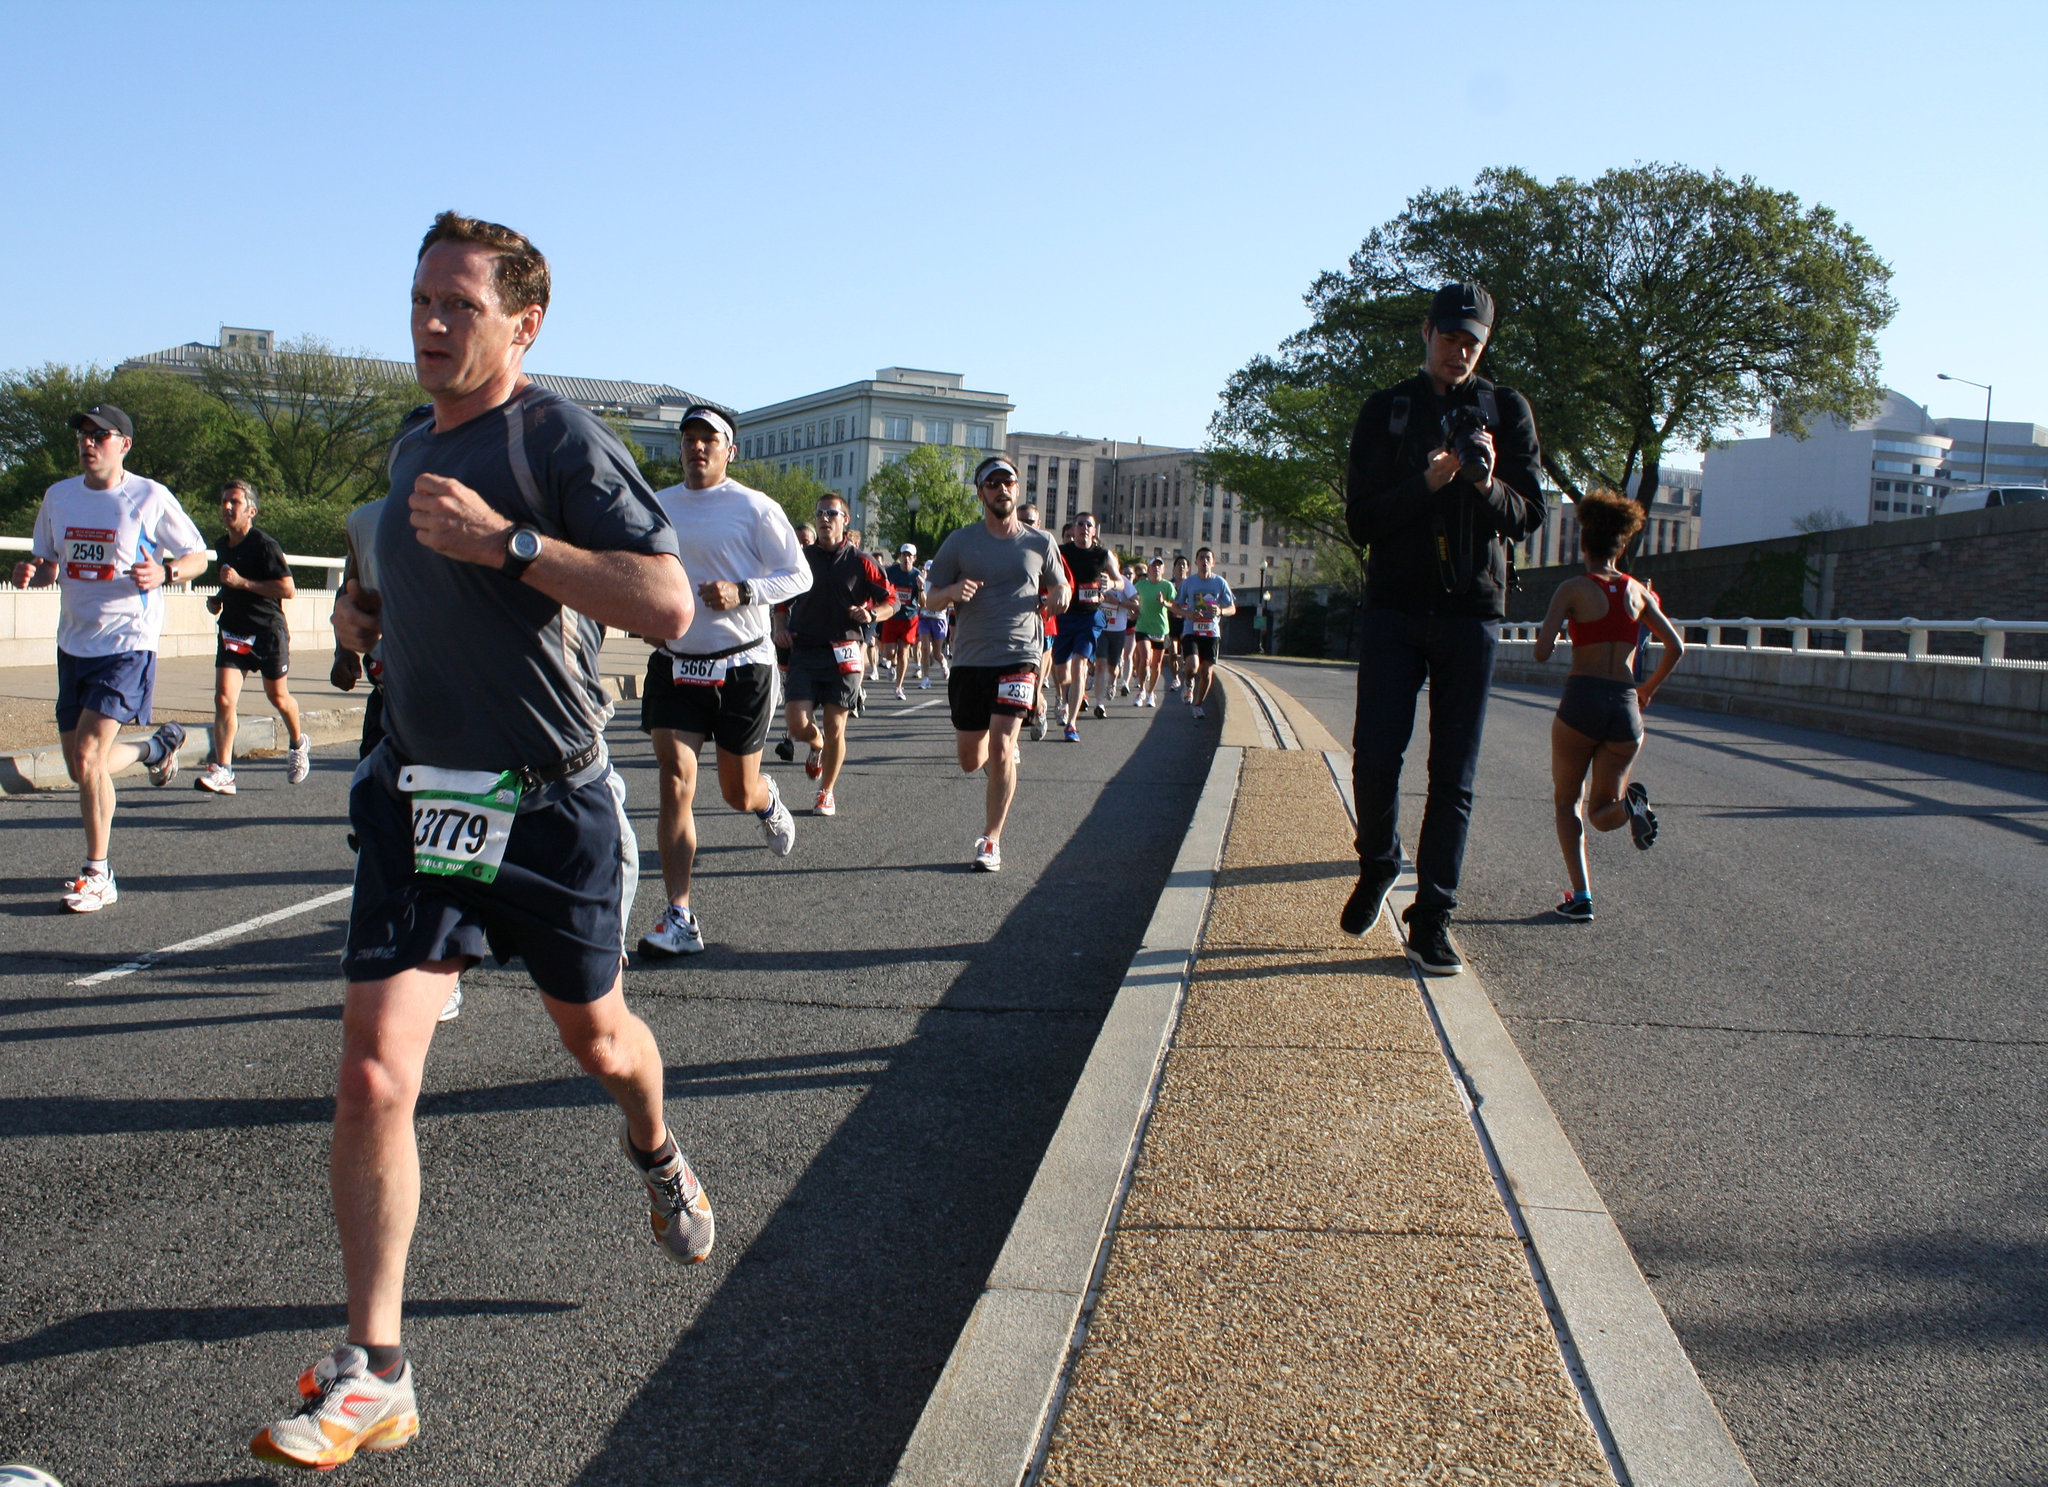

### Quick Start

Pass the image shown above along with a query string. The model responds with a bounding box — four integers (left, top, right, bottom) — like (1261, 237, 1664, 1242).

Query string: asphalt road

(0, 676, 1215, 1486)
(1238, 654, 2048, 1487)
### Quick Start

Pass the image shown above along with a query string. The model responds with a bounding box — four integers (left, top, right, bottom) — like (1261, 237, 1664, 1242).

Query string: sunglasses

(813, 507, 847, 519)
(77, 428, 119, 445)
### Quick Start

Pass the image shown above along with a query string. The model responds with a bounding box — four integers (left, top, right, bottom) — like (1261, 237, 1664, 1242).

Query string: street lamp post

(1937, 372, 1994, 487)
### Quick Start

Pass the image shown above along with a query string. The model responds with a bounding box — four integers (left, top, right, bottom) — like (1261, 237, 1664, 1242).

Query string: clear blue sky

(5, 0, 2041, 463)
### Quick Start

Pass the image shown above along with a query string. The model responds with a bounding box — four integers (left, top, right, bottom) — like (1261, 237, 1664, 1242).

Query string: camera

(1440, 405, 1493, 483)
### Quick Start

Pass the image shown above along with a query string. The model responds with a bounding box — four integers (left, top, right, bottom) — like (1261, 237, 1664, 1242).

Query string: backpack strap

(1474, 384, 1500, 427)
(385, 404, 434, 483)
(1387, 395, 1410, 438)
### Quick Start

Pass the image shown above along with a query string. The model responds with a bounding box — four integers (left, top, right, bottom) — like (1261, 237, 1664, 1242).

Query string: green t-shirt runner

(1133, 576, 1175, 639)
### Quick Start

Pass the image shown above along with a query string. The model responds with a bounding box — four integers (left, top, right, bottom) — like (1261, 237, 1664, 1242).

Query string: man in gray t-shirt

(925, 455, 1071, 873)
(1172, 547, 1237, 719)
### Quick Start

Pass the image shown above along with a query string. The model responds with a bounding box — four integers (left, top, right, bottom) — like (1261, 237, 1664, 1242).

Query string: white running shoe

(144, 721, 187, 787)
(621, 1125, 716, 1264)
(639, 903, 705, 957)
(195, 761, 237, 796)
(1194, 705, 1207, 719)
(919, 675, 931, 690)
(973, 836, 1001, 872)
(758, 776, 796, 856)
(252, 1345, 418, 1470)
(813, 788, 837, 817)
(438, 983, 464, 1022)
(285, 735, 310, 785)
(894, 684, 906, 701)
(63, 870, 117, 913)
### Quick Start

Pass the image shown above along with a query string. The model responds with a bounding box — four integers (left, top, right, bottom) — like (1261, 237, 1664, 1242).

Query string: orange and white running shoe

(62, 870, 117, 913)
(251, 1344, 418, 1470)
(621, 1124, 716, 1264)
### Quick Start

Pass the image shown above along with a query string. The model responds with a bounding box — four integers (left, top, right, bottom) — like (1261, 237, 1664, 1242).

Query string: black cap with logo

(69, 404, 135, 439)
(1428, 283, 1495, 340)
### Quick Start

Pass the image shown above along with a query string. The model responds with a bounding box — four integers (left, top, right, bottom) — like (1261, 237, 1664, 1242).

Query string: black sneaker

(773, 736, 795, 763)
(1623, 782, 1659, 850)
(1553, 891, 1594, 922)
(1402, 907, 1463, 975)
(1340, 867, 1397, 936)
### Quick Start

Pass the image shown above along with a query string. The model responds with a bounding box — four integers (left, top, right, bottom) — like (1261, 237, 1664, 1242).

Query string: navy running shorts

(1051, 608, 1105, 664)
(56, 648, 156, 732)
(341, 742, 639, 1003)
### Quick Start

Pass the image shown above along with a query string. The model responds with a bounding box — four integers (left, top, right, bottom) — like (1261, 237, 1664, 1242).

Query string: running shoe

(144, 721, 186, 787)
(439, 983, 464, 1021)
(620, 1124, 716, 1264)
(804, 743, 823, 780)
(1340, 867, 1397, 937)
(62, 870, 117, 914)
(1029, 711, 1047, 743)
(758, 776, 796, 856)
(1092, 702, 1106, 719)
(813, 788, 836, 817)
(1119, 683, 1131, 697)
(1554, 891, 1595, 922)
(894, 684, 906, 701)
(1623, 782, 1659, 850)
(1064, 724, 1081, 743)
(285, 734, 311, 785)
(1193, 705, 1207, 720)
(774, 736, 795, 763)
(195, 761, 237, 796)
(853, 690, 865, 718)
(1145, 695, 1158, 708)
(639, 903, 705, 958)
(919, 675, 932, 690)
(251, 1345, 418, 1470)
(973, 836, 1001, 872)
(1132, 693, 1146, 707)
(1401, 907, 1464, 976)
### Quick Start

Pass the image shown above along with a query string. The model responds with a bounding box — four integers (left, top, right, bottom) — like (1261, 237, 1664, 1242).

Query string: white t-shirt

(652, 476, 811, 666)
(1103, 576, 1135, 632)
(32, 474, 207, 657)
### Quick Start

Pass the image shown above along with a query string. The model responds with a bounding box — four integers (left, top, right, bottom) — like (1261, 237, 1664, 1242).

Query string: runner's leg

(819, 703, 850, 791)
(983, 711, 1026, 840)
(651, 727, 707, 908)
(333, 963, 459, 1347)
(63, 711, 142, 861)
(1585, 738, 1643, 833)
(212, 665, 243, 766)
(712, 745, 772, 813)
(542, 976, 669, 1154)
(263, 673, 303, 748)
(1549, 716, 1601, 897)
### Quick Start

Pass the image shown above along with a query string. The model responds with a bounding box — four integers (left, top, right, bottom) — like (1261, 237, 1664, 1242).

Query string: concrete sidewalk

(1033, 734, 1613, 1485)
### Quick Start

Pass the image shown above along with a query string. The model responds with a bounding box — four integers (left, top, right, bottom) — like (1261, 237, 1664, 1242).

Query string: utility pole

(1938, 373, 1994, 486)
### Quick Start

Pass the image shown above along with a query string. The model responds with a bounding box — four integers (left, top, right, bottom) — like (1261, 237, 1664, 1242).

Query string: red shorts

(880, 614, 919, 645)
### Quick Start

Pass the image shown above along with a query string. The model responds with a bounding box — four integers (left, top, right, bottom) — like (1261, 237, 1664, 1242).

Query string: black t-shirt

(1059, 542, 1114, 609)
(883, 562, 923, 615)
(789, 544, 893, 646)
(215, 526, 290, 633)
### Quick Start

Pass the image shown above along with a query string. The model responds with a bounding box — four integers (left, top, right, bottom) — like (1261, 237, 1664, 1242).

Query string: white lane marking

(898, 699, 941, 713)
(71, 886, 355, 986)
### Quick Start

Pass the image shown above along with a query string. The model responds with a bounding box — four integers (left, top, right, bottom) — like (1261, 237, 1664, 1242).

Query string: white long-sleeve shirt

(653, 476, 811, 665)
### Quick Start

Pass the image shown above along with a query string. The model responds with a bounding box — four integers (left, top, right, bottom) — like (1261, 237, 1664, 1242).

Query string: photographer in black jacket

(1340, 282, 1545, 973)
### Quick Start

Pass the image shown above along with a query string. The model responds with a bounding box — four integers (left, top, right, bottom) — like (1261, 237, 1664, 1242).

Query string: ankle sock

(84, 858, 109, 878)
(355, 1342, 405, 1380)
(630, 1132, 678, 1168)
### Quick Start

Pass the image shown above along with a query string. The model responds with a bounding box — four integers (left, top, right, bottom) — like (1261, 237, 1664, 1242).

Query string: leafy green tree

(200, 334, 417, 509)
(861, 444, 980, 555)
(0, 363, 273, 537)
(1207, 163, 1896, 559)
(607, 420, 828, 533)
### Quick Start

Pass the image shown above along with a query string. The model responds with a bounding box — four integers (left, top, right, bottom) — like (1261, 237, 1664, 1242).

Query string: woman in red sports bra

(1533, 490, 1684, 921)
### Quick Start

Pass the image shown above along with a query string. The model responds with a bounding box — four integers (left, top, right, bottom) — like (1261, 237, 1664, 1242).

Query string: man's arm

(861, 560, 900, 623)
(1473, 390, 1545, 540)
(1346, 391, 1444, 548)
(409, 473, 693, 636)
(11, 558, 57, 588)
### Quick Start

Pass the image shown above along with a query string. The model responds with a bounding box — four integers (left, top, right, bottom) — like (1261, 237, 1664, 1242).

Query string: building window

(926, 419, 952, 445)
(966, 423, 993, 448)
(832, 453, 843, 477)
(834, 417, 846, 442)
(1067, 464, 1079, 495)
(882, 416, 910, 441)
(1202, 518, 1213, 542)
(1239, 518, 1250, 544)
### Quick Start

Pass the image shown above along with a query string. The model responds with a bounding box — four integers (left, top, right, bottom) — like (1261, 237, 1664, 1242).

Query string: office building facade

(1517, 470, 1703, 569)
(734, 368, 1011, 534)
(1093, 445, 1315, 594)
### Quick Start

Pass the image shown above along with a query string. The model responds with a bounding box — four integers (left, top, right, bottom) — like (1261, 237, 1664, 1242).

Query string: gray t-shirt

(928, 520, 1060, 668)
(375, 386, 679, 771)
(1177, 574, 1235, 635)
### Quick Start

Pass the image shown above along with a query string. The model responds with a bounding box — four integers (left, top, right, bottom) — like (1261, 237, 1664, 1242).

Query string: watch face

(510, 529, 541, 561)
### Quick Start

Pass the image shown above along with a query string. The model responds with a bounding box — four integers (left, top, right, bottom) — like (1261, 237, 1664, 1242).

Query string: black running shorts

(639, 652, 775, 755)
(341, 743, 638, 1004)
(216, 623, 290, 681)
(1556, 674, 1643, 744)
(1177, 633, 1218, 663)
(949, 663, 1040, 733)
(784, 645, 860, 712)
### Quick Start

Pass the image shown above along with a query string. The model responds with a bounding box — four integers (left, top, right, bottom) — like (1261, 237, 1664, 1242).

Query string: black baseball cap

(69, 404, 134, 439)
(1428, 282, 1494, 340)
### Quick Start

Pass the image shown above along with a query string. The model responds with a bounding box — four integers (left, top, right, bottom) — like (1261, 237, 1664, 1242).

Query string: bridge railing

(0, 533, 346, 588)
(1500, 616, 2048, 668)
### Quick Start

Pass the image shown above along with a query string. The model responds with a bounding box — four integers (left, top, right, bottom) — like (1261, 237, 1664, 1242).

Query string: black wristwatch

(501, 525, 543, 582)
(737, 579, 755, 606)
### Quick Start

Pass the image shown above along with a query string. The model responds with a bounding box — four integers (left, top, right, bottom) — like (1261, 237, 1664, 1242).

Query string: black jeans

(1350, 608, 1500, 918)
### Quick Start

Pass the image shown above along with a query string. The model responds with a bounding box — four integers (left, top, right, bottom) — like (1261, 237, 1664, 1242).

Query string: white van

(1941, 485, 2048, 511)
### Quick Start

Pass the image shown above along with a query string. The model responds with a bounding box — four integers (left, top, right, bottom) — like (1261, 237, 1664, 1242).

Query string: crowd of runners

(6, 212, 1267, 1472)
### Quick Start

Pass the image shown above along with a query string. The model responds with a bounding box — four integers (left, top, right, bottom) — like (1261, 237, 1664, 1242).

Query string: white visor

(681, 407, 736, 445)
